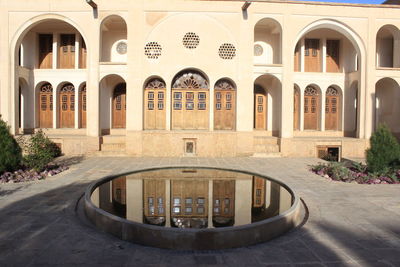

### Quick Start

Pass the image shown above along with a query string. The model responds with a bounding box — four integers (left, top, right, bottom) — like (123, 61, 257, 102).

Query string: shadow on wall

(0, 176, 400, 265)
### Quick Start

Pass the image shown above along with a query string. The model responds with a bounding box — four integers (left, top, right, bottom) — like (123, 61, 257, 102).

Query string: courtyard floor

(0, 157, 400, 267)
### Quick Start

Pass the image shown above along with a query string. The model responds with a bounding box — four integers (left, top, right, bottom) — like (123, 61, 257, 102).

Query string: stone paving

(1, 156, 400, 266)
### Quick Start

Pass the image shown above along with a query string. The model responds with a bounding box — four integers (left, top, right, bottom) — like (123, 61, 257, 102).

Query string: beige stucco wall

(0, 0, 400, 157)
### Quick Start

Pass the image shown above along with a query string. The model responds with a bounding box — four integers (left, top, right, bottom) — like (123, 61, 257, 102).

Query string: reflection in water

(91, 168, 293, 229)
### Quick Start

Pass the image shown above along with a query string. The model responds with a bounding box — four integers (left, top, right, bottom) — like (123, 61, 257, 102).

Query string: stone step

(252, 152, 282, 158)
(87, 150, 127, 157)
(254, 144, 280, 153)
(101, 135, 126, 144)
(101, 143, 126, 152)
(253, 136, 279, 145)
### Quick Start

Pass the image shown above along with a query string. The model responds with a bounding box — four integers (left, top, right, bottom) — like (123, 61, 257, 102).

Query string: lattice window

(174, 92, 182, 100)
(254, 44, 263, 56)
(172, 72, 208, 89)
(158, 91, 164, 100)
(41, 95, 47, 111)
(116, 41, 127, 55)
(158, 101, 164, 110)
(173, 101, 182, 110)
(304, 98, 309, 113)
(198, 92, 206, 100)
(186, 102, 194, 110)
(186, 92, 194, 100)
(226, 93, 231, 101)
(305, 86, 319, 96)
(311, 98, 316, 113)
(216, 102, 221, 110)
(198, 102, 206, 110)
(216, 92, 221, 100)
(148, 92, 154, 100)
(148, 101, 154, 110)
(146, 79, 166, 90)
(258, 96, 263, 104)
(144, 42, 162, 59)
(62, 95, 68, 111)
(215, 79, 235, 91)
(60, 84, 75, 93)
(226, 102, 232, 110)
(219, 43, 236, 59)
(326, 87, 339, 96)
(40, 83, 53, 93)
(183, 32, 200, 49)
(70, 95, 75, 111)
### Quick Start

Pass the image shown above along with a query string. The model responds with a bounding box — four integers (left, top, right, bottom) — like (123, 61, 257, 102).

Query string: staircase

(89, 135, 127, 157)
(252, 136, 281, 157)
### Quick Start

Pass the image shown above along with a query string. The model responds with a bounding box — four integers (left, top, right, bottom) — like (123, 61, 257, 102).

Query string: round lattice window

(144, 42, 162, 59)
(254, 44, 263, 56)
(219, 43, 236, 60)
(183, 32, 200, 49)
(116, 41, 127, 55)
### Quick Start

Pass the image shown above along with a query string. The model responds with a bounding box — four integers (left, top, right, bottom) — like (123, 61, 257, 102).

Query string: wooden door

(171, 180, 208, 219)
(294, 43, 300, 72)
(326, 40, 340, 72)
(293, 87, 300, 130)
(304, 86, 319, 130)
(79, 85, 87, 128)
(38, 34, 53, 69)
(325, 87, 340, 130)
(59, 84, 75, 128)
(254, 85, 267, 130)
(39, 83, 53, 128)
(213, 180, 235, 219)
(214, 80, 236, 130)
(59, 34, 75, 69)
(112, 177, 126, 205)
(112, 83, 126, 128)
(143, 180, 166, 222)
(79, 37, 87, 69)
(144, 79, 166, 130)
(253, 177, 266, 208)
(305, 39, 320, 72)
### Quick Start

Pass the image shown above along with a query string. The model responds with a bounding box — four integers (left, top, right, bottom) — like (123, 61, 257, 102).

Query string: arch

(171, 69, 209, 130)
(99, 74, 126, 132)
(254, 74, 282, 136)
(36, 82, 53, 129)
(293, 84, 300, 131)
(78, 82, 87, 128)
(375, 77, 400, 137)
(143, 77, 166, 130)
(376, 24, 400, 68)
(100, 15, 127, 63)
(214, 78, 237, 130)
(293, 19, 365, 73)
(18, 78, 29, 131)
(325, 85, 342, 131)
(304, 85, 321, 130)
(254, 18, 282, 65)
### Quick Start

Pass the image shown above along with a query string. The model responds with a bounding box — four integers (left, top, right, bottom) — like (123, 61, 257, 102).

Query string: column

(300, 38, 305, 72)
(207, 179, 213, 228)
(75, 32, 80, 70)
(209, 81, 214, 131)
(165, 179, 171, 227)
(126, 178, 143, 223)
(234, 176, 252, 226)
(322, 38, 327, 73)
(52, 33, 58, 69)
(321, 89, 326, 131)
(74, 82, 79, 129)
(165, 84, 171, 130)
(300, 87, 304, 131)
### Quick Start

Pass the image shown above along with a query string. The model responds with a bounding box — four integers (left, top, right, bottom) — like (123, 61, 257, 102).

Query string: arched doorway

(304, 85, 320, 130)
(254, 85, 267, 130)
(38, 83, 53, 128)
(58, 83, 75, 128)
(293, 85, 300, 130)
(144, 78, 166, 130)
(214, 79, 236, 130)
(79, 84, 87, 128)
(112, 83, 126, 129)
(171, 70, 209, 130)
(325, 86, 341, 131)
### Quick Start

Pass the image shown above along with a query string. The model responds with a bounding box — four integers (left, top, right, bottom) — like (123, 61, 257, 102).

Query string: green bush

(23, 130, 61, 171)
(366, 124, 400, 173)
(0, 117, 22, 173)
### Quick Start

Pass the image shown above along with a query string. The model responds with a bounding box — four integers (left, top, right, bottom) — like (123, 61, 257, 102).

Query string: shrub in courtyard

(23, 130, 61, 172)
(366, 124, 400, 174)
(0, 117, 22, 173)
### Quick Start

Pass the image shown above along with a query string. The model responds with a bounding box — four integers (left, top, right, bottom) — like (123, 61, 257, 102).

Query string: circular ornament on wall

(219, 43, 236, 59)
(116, 41, 127, 55)
(183, 32, 200, 49)
(254, 44, 263, 56)
(144, 42, 162, 59)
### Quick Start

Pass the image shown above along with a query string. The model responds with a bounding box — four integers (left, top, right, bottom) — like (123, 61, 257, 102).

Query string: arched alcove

(254, 18, 282, 65)
(100, 15, 127, 63)
(376, 25, 400, 68)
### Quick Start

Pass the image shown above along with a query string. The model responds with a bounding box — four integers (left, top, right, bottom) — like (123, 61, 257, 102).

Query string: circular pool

(84, 167, 303, 250)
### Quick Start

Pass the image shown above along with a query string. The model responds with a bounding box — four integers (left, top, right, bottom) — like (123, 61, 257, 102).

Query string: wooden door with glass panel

(144, 79, 166, 130)
(112, 83, 126, 129)
(38, 34, 53, 69)
(213, 180, 235, 226)
(325, 87, 340, 130)
(304, 86, 320, 130)
(293, 87, 300, 130)
(144, 179, 166, 225)
(79, 85, 86, 128)
(59, 83, 75, 128)
(59, 34, 75, 69)
(39, 83, 53, 128)
(305, 38, 320, 72)
(214, 80, 236, 130)
(253, 177, 266, 208)
(254, 85, 267, 130)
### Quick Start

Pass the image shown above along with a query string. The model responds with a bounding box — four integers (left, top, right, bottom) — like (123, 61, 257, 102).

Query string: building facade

(1, 0, 400, 157)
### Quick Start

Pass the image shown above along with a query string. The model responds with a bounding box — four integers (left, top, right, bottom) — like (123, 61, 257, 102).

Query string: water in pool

(91, 168, 293, 229)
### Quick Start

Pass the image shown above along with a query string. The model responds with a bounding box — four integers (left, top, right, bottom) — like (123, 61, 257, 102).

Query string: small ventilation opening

(184, 139, 196, 156)
(317, 146, 340, 162)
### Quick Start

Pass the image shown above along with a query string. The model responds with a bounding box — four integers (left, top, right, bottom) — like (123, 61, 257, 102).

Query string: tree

(366, 123, 400, 173)
(0, 116, 22, 173)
